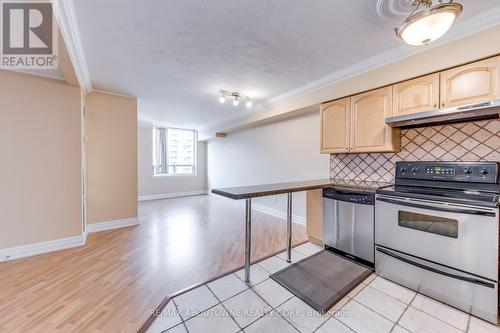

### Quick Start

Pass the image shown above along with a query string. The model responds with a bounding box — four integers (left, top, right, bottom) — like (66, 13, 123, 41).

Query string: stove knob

(480, 168, 490, 175)
(411, 167, 419, 173)
(464, 167, 472, 175)
(400, 166, 408, 173)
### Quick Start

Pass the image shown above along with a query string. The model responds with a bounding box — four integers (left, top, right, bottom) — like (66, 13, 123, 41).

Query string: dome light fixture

(218, 89, 252, 108)
(395, 0, 462, 46)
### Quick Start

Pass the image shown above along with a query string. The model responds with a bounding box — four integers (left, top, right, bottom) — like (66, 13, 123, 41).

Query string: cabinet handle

(433, 103, 438, 108)
(442, 102, 445, 107)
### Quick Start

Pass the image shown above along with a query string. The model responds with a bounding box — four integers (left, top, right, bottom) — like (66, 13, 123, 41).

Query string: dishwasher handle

(323, 188, 374, 205)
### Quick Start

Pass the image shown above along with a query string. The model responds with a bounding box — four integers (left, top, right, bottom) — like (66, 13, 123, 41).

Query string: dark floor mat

(270, 250, 373, 313)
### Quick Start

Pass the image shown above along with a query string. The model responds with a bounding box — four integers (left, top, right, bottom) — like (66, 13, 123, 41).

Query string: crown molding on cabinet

(198, 5, 500, 138)
(52, 0, 92, 94)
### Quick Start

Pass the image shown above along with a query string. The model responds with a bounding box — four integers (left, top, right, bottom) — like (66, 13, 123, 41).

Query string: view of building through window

(153, 128, 196, 175)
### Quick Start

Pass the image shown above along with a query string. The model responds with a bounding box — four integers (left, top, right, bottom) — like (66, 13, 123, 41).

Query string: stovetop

(376, 161, 500, 208)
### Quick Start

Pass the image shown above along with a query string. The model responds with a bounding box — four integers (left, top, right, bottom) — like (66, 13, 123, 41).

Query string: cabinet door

(440, 56, 500, 108)
(393, 73, 440, 116)
(320, 97, 350, 153)
(350, 87, 400, 153)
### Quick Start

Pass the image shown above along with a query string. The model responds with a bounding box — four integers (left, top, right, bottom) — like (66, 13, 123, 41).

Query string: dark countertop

(211, 178, 393, 200)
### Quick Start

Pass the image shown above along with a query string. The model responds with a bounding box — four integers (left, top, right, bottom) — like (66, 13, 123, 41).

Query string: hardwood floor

(0, 195, 307, 332)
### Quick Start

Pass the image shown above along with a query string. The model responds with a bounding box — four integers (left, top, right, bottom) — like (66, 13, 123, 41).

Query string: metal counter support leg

(244, 198, 252, 282)
(286, 193, 292, 262)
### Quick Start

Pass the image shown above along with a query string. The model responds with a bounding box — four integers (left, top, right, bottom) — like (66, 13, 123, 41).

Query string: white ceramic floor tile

(411, 294, 469, 331)
(164, 324, 187, 333)
(243, 311, 297, 333)
(293, 242, 323, 256)
(173, 285, 219, 320)
(399, 307, 462, 333)
(468, 316, 500, 333)
(369, 277, 416, 304)
(277, 297, 328, 333)
(235, 264, 270, 286)
(222, 289, 271, 328)
(347, 282, 366, 298)
(354, 285, 407, 322)
(208, 273, 249, 301)
(392, 325, 411, 333)
(252, 278, 294, 308)
(327, 296, 350, 317)
(258, 256, 290, 274)
(184, 304, 240, 333)
(316, 318, 354, 333)
(337, 300, 394, 333)
(277, 249, 307, 262)
(146, 301, 182, 333)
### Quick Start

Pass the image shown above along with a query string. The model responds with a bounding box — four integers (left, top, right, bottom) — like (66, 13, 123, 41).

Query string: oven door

(375, 194, 499, 281)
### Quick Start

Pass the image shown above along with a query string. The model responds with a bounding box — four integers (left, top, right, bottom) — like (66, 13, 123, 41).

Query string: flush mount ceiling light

(218, 89, 252, 108)
(395, 0, 462, 46)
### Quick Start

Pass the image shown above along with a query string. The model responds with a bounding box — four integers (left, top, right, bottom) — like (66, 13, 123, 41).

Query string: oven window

(398, 211, 458, 238)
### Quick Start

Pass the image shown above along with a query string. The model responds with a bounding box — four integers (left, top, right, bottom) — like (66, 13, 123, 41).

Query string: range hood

(386, 100, 500, 128)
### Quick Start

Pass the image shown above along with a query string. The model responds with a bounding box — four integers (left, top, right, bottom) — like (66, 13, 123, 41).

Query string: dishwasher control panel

(323, 188, 375, 205)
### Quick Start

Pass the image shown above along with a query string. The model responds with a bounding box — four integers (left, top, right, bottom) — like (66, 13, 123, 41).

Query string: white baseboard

(138, 190, 208, 202)
(0, 218, 139, 262)
(0, 235, 85, 262)
(209, 192, 306, 225)
(252, 202, 306, 225)
(87, 217, 139, 233)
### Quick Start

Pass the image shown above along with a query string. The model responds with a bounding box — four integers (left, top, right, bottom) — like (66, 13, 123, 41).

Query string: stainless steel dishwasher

(323, 188, 375, 267)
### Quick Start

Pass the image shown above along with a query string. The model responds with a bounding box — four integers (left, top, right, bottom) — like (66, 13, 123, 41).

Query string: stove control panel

(395, 161, 499, 184)
(425, 166, 455, 175)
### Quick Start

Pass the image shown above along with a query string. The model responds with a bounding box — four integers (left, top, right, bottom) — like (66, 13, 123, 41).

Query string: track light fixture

(219, 89, 252, 108)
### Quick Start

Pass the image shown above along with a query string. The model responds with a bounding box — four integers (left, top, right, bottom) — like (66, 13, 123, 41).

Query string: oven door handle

(376, 247, 495, 288)
(376, 197, 496, 217)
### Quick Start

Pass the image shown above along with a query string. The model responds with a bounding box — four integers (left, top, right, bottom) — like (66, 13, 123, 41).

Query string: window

(153, 128, 196, 175)
(398, 211, 458, 238)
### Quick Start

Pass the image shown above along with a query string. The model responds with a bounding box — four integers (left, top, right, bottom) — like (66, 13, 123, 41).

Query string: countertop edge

(211, 181, 390, 200)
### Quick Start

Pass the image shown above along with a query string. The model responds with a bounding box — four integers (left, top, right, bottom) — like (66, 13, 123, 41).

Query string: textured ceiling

(71, 0, 500, 129)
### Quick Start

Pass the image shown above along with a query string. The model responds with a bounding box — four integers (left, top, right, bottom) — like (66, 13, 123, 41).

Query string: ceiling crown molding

(198, 5, 500, 138)
(52, 0, 92, 94)
(376, 0, 414, 20)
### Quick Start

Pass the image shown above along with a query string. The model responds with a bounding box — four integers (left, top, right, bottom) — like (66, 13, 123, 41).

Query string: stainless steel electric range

(375, 161, 500, 323)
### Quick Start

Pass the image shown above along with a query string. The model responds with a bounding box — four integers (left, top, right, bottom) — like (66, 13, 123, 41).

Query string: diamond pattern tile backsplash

(330, 119, 500, 183)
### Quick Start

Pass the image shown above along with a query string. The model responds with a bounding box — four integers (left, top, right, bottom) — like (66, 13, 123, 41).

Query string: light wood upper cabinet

(320, 97, 350, 153)
(350, 87, 400, 153)
(393, 73, 440, 116)
(440, 56, 500, 108)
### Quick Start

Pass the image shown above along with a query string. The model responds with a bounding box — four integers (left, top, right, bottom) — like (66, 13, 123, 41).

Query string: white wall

(207, 112, 330, 219)
(138, 127, 207, 199)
